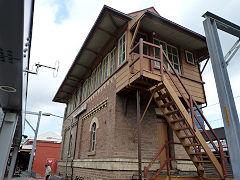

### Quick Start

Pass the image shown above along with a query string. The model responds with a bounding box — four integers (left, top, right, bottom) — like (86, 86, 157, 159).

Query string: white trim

(118, 32, 126, 66)
(185, 50, 195, 65)
(89, 117, 99, 131)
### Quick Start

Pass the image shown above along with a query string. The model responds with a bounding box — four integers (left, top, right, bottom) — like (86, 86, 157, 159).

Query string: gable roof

(128, 7, 160, 17)
(53, 6, 207, 103)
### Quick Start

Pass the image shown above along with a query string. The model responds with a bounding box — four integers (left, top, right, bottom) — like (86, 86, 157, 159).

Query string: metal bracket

(24, 60, 59, 77)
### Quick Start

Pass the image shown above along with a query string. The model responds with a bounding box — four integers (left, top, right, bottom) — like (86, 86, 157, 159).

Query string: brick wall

(58, 74, 193, 178)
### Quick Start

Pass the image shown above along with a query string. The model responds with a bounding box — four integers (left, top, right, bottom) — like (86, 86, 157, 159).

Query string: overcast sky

(24, 0, 240, 137)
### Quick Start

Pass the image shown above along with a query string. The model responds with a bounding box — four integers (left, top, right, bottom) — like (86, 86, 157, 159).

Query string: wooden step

(174, 126, 189, 131)
(193, 160, 212, 163)
(189, 152, 206, 155)
(165, 109, 179, 116)
(184, 143, 201, 147)
(179, 135, 195, 139)
(203, 169, 217, 172)
(169, 118, 185, 123)
(153, 84, 165, 92)
(160, 101, 175, 108)
(155, 93, 170, 101)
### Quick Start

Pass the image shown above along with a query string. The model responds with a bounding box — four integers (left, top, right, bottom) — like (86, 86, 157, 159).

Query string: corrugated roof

(53, 5, 132, 103)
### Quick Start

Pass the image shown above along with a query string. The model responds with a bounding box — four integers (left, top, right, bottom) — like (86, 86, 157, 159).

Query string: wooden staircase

(130, 39, 228, 179)
(151, 78, 226, 179)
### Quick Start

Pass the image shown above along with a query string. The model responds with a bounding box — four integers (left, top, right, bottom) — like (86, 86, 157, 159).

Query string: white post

(27, 111, 42, 174)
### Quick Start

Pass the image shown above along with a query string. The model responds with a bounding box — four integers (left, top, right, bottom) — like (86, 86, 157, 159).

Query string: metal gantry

(203, 11, 240, 179)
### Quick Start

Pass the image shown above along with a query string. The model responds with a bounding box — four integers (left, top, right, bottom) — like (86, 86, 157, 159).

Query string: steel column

(136, 90, 142, 179)
(7, 146, 18, 179)
(0, 112, 18, 180)
(203, 17, 240, 179)
(27, 111, 42, 173)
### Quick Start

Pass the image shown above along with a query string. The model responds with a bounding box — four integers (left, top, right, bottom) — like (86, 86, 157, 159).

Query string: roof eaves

(53, 5, 132, 103)
(145, 10, 206, 42)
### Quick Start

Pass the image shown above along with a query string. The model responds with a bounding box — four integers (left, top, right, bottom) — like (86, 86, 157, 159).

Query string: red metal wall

(32, 141, 61, 177)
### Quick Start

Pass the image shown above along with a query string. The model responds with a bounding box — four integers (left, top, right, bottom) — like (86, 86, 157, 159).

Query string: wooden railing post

(139, 38, 143, 75)
(160, 45, 164, 81)
(166, 141, 171, 180)
(219, 142, 228, 178)
(189, 96, 196, 131)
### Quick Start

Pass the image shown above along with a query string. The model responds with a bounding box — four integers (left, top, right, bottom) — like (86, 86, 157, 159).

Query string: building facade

(53, 6, 227, 180)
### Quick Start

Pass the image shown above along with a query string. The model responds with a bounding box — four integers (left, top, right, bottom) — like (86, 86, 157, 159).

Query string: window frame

(102, 55, 109, 81)
(90, 122, 97, 152)
(118, 32, 126, 66)
(109, 48, 116, 75)
(153, 38, 181, 73)
(185, 50, 195, 65)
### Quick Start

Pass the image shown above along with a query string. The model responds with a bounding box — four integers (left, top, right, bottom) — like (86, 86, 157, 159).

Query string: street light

(25, 111, 63, 176)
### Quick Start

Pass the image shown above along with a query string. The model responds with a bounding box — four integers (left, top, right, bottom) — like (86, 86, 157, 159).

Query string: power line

(205, 95, 240, 108)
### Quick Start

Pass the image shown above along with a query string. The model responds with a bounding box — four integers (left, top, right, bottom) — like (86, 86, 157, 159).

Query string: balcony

(116, 39, 206, 104)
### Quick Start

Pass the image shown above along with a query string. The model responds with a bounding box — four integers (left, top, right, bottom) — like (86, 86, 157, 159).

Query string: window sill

(87, 151, 96, 156)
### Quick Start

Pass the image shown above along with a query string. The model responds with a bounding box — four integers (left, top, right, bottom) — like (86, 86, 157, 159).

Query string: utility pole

(27, 111, 42, 174)
(203, 12, 240, 179)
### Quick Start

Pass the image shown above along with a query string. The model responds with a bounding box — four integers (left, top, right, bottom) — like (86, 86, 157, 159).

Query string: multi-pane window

(109, 48, 115, 75)
(102, 56, 109, 81)
(82, 79, 88, 100)
(118, 33, 126, 66)
(91, 122, 96, 152)
(185, 50, 194, 64)
(90, 70, 96, 93)
(80, 48, 116, 102)
(153, 39, 181, 73)
(96, 63, 102, 88)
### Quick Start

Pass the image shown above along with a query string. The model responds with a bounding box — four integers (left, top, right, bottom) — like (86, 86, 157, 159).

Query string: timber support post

(136, 90, 142, 179)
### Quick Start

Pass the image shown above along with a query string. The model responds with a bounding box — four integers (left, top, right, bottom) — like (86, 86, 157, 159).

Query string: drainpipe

(64, 118, 73, 180)
(71, 118, 79, 180)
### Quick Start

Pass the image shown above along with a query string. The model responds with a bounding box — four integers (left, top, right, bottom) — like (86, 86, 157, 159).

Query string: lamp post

(25, 111, 63, 176)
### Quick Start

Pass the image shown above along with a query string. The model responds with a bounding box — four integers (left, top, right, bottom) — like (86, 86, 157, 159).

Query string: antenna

(24, 60, 60, 77)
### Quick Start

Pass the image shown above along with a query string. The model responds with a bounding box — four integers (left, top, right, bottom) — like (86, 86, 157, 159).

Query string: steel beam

(7, 146, 18, 180)
(203, 16, 240, 179)
(0, 112, 18, 180)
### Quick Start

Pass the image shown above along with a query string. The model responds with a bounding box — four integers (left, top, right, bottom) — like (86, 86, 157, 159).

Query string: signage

(73, 103, 87, 118)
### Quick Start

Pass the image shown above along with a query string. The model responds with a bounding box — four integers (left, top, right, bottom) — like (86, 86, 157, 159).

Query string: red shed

(25, 132, 61, 177)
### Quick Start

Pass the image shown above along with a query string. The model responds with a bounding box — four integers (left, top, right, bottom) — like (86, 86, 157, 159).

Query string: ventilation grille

(0, 48, 20, 63)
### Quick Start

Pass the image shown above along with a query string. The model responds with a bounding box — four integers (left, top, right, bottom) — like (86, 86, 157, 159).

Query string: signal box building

(53, 6, 229, 180)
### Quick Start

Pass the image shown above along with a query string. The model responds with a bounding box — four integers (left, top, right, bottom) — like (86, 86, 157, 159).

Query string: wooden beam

(84, 48, 99, 56)
(200, 57, 210, 74)
(108, 13, 118, 29)
(130, 19, 141, 48)
(98, 27, 116, 38)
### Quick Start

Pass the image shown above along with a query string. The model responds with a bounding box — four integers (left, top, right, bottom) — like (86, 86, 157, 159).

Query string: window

(102, 55, 109, 81)
(96, 63, 102, 88)
(90, 70, 96, 93)
(82, 79, 88, 100)
(109, 48, 115, 75)
(153, 39, 181, 73)
(185, 50, 195, 64)
(133, 33, 148, 55)
(90, 122, 96, 152)
(118, 33, 126, 66)
(153, 39, 168, 67)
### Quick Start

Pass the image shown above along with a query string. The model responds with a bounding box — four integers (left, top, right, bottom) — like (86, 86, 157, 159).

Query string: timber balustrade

(130, 38, 228, 178)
